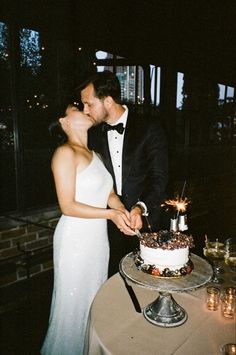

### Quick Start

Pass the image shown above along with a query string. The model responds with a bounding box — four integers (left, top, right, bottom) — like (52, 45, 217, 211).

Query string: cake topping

(139, 230, 194, 250)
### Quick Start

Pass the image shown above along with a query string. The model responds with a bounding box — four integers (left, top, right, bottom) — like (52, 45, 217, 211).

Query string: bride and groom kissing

(41, 70, 168, 355)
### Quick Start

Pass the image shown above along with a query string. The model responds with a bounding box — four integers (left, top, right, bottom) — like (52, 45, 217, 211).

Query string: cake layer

(134, 230, 194, 277)
(140, 245, 189, 271)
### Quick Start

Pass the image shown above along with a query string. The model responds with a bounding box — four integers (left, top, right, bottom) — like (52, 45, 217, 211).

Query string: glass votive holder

(206, 286, 220, 311)
(221, 287, 236, 318)
(220, 343, 236, 355)
(225, 287, 236, 297)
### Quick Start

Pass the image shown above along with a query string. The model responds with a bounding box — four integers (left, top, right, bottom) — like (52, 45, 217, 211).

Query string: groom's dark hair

(77, 71, 122, 104)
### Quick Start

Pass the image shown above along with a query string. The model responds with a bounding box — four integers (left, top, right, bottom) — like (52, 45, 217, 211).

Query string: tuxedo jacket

(88, 110, 168, 229)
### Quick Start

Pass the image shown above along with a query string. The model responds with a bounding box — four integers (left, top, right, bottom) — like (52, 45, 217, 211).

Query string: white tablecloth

(87, 272, 235, 355)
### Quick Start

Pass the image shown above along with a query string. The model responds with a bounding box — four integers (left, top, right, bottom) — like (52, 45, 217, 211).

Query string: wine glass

(224, 238, 236, 284)
(203, 239, 226, 284)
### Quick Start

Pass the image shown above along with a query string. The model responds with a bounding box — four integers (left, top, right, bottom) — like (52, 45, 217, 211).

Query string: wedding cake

(134, 230, 194, 277)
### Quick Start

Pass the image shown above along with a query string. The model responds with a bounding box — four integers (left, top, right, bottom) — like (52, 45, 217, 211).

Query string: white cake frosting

(134, 230, 194, 277)
(140, 244, 189, 271)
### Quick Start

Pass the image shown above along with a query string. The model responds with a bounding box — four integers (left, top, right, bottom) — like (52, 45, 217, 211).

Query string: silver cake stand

(119, 253, 213, 328)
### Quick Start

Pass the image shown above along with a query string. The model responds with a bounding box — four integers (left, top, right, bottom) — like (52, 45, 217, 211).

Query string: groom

(78, 71, 168, 276)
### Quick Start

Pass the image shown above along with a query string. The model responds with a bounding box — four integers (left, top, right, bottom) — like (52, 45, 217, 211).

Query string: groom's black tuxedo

(88, 110, 168, 230)
(89, 110, 168, 276)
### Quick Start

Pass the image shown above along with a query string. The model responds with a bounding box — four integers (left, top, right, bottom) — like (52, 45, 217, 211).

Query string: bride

(41, 106, 140, 355)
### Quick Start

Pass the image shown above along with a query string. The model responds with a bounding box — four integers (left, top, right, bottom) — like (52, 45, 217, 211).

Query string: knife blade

(119, 272, 142, 313)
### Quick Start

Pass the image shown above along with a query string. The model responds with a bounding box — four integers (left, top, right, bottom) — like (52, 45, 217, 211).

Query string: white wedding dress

(41, 152, 112, 355)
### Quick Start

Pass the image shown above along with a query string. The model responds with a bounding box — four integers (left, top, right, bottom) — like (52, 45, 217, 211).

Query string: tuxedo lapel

(101, 127, 117, 192)
(99, 116, 137, 195)
(122, 114, 137, 188)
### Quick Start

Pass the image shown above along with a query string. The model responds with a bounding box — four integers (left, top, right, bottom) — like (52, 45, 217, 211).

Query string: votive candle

(221, 287, 236, 318)
(206, 287, 220, 311)
(220, 343, 236, 355)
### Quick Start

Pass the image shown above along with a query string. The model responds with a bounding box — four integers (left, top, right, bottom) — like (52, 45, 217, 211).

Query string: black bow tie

(102, 122, 125, 134)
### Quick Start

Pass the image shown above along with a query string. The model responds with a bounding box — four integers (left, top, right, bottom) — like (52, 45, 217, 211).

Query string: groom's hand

(130, 207, 143, 230)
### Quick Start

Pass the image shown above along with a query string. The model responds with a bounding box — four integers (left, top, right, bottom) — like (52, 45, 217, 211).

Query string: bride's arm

(107, 190, 126, 212)
(52, 146, 135, 235)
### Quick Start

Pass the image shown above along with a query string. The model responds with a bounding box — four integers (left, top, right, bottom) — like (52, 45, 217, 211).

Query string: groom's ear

(103, 96, 113, 109)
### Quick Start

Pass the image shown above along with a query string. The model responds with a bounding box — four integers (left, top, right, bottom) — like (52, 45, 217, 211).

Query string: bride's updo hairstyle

(49, 101, 81, 145)
(48, 120, 67, 145)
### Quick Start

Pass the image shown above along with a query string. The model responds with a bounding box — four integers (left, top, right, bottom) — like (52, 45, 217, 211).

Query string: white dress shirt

(107, 105, 128, 195)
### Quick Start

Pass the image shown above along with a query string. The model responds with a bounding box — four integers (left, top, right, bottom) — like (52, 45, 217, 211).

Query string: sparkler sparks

(162, 196, 190, 213)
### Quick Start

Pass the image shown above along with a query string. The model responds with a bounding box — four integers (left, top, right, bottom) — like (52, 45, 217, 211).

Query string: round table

(87, 264, 235, 355)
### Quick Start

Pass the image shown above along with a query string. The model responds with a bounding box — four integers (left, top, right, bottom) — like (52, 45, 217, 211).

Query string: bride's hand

(109, 209, 136, 236)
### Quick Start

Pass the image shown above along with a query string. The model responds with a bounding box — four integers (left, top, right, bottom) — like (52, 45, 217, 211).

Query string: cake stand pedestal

(119, 253, 213, 328)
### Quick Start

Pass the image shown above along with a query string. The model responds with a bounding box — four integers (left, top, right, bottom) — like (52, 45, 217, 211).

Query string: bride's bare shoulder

(52, 144, 79, 166)
(54, 143, 74, 157)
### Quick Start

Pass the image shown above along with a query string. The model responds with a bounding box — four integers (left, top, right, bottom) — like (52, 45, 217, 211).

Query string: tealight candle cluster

(206, 286, 235, 319)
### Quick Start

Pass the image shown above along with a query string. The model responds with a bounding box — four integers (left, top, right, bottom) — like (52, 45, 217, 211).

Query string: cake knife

(119, 272, 142, 313)
(135, 229, 142, 238)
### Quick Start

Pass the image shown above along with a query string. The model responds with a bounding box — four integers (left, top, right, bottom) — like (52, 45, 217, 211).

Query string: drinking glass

(203, 239, 226, 284)
(225, 238, 236, 284)
(220, 343, 236, 355)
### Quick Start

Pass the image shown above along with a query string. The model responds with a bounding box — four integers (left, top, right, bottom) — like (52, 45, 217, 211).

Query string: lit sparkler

(162, 196, 190, 214)
(161, 195, 190, 232)
(161, 180, 190, 232)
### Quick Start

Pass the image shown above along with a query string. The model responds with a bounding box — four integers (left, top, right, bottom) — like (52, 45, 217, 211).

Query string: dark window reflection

(175, 73, 236, 146)
(1, 23, 81, 215)
(0, 20, 12, 152)
(0, 21, 9, 62)
(0, 21, 17, 212)
(20, 28, 42, 76)
(18, 28, 56, 210)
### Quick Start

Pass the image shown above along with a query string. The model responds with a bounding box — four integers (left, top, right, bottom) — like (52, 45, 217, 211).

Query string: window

(0, 21, 9, 61)
(1, 23, 79, 214)
(175, 72, 185, 145)
(175, 73, 229, 146)
(226, 86, 234, 102)
(20, 28, 42, 75)
(96, 50, 110, 72)
(176, 72, 184, 109)
(95, 50, 144, 104)
(210, 83, 236, 143)
(150, 65, 161, 106)
(116, 66, 144, 104)
(0, 21, 17, 212)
